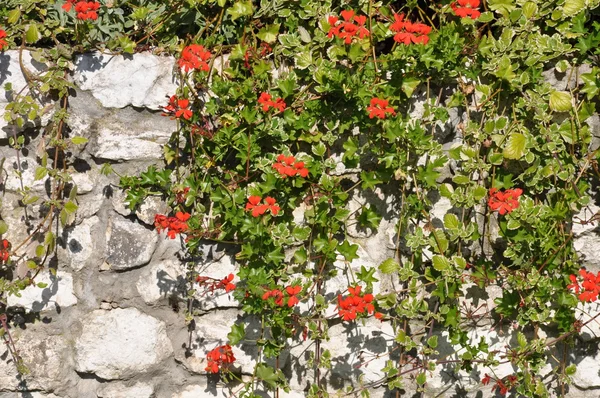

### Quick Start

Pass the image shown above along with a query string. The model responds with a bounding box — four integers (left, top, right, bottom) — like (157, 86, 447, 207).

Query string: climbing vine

(2, 0, 600, 397)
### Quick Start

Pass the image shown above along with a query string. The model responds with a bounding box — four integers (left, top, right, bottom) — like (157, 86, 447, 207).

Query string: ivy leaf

(379, 258, 400, 274)
(338, 240, 359, 262)
(401, 78, 421, 98)
(358, 206, 382, 230)
(549, 91, 572, 112)
(228, 323, 245, 345)
(227, 1, 253, 21)
(25, 24, 40, 44)
(360, 171, 383, 190)
(356, 265, 378, 290)
(257, 24, 280, 43)
(256, 364, 281, 388)
(503, 133, 526, 160)
(580, 70, 600, 100)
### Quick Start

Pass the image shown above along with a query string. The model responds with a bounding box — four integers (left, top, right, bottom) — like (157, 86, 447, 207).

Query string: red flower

(327, 10, 370, 44)
(367, 98, 396, 119)
(69, 1, 101, 20)
(262, 289, 284, 306)
(205, 344, 235, 373)
(569, 269, 600, 302)
(286, 285, 302, 307)
(178, 44, 212, 73)
(0, 239, 10, 263)
(389, 13, 431, 45)
(0, 29, 8, 51)
(452, 0, 481, 19)
(273, 154, 309, 178)
(374, 311, 384, 320)
(337, 285, 377, 321)
(154, 213, 190, 239)
(246, 196, 279, 217)
(482, 374, 491, 385)
(220, 274, 236, 292)
(488, 188, 523, 215)
(257, 93, 286, 112)
(163, 95, 193, 120)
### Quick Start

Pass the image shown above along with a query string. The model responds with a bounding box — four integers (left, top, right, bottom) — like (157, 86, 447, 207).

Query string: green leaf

(401, 78, 421, 98)
(416, 372, 426, 385)
(0, 220, 8, 235)
(8, 9, 21, 24)
(379, 258, 400, 274)
(37, 282, 48, 288)
(549, 91, 572, 112)
(338, 240, 359, 262)
(506, 219, 520, 230)
(34, 167, 48, 181)
(228, 323, 245, 345)
(257, 24, 280, 43)
(563, 0, 585, 16)
(64, 200, 78, 214)
(432, 255, 450, 271)
(427, 335, 438, 349)
(25, 24, 40, 44)
(227, 1, 253, 20)
(71, 136, 89, 145)
(298, 26, 311, 43)
(294, 50, 312, 70)
(119, 37, 136, 54)
(256, 364, 280, 388)
(443, 214, 460, 230)
(503, 133, 526, 160)
(27, 260, 37, 269)
(565, 364, 577, 375)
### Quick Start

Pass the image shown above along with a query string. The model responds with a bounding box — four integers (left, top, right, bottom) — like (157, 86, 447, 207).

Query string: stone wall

(1, 50, 600, 398)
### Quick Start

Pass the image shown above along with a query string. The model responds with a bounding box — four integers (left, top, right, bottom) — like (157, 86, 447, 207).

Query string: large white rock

(136, 259, 187, 305)
(0, 328, 73, 393)
(193, 254, 238, 311)
(72, 52, 178, 110)
(573, 345, 600, 389)
(62, 216, 100, 271)
(2, 156, 47, 193)
(96, 381, 154, 398)
(7, 270, 77, 312)
(105, 217, 158, 271)
(75, 308, 173, 380)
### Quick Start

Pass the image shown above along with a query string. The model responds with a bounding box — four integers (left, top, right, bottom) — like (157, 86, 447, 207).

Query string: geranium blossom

(568, 269, 600, 302)
(246, 196, 280, 217)
(366, 98, 396, 119)
(257, 93, 286, 112)
(0, 239, 10, 262)
(178, 44, 212, 72)
(452, 0, 481, 19)
(0, 29, 8, 51)
(163, 95, 193, 120)
(154, 212, 191, 239)
(63, 1, 101, 20)
(328, 10, 370, 44)
(205, 344, 235, 373)
(273, 154, 309, 178)
(337, 285, 376, 321)
(488, 188, 522, 215)
(389, 13, 431, 45)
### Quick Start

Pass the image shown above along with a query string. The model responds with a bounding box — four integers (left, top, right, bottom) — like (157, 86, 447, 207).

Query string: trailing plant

(2, 0, 600, 397)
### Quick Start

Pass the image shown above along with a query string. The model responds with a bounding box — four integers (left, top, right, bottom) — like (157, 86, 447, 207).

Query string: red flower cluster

(178, 44, 211, 73)
(567, 269, 600, 302)
(196, 273, 236, 293)
(163, 96, 193, 120)
(327, 10, 370, 44)
(258, 93, 286, 112)
(0, 239, 10, 262)
(367, 98, 396, 119)
(273, 154, 309, 178)
(246, 196, 280, 217)
(63, 1, 101, 20)
(154, 212, 191, 239)
(337, 286, 379, 321)
(452, 0, 481, 19)
(205, 344, 235, 373)
(390, 13, 431, 45)
(488, 188, 523, 215)
(0, 29, 8, 51)
(262, 285, 302, 307)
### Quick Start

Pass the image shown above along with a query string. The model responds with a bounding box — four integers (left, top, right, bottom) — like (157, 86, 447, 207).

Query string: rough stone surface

(7, 270, 77, 312)
(72, 52, 178, 110)
(105, 217, 158, 270)
(62, 215, 101, 271)
(136, 259, 187, 305)
(96, 381, 155, 398)
(75, 308, 173, 380)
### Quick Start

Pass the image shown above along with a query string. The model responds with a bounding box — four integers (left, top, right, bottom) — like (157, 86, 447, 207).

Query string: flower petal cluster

(178, 44, 211, 72)
(262, 285, 302, 307)
(488, 188, 523, 215)
(337, 286, 375, 321)
(154, 212, 191, 239)
(63, 1, 101, 20)
(389, 13, 431, 45)
(246, 196, 280, 217)
(327, 10, 370, 44)
(273, 154, 309, 178)
(0, 239, 10, 262)
(196, 273, 236, 293)
(452, 0, 481, 19)
(367, 98, 396, 119)
(568, 269, 600, 302)
(205, 344, 235, 373)
(163, 96, 193, 120)
(258, 93, 286, 112)
(0, 29, 8, 51)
